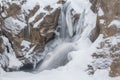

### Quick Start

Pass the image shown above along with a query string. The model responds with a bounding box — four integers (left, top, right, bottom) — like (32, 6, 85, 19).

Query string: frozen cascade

(38, 43, 76, 71)
(73, 9, 86, 41)
(76, 10, 85, 35)
(59, 2, 71, 40)
(58, 2, 86, 41)
(0, 0, 98, 72)
(36, 2, 88, 71)
(65, 2, 74, 37)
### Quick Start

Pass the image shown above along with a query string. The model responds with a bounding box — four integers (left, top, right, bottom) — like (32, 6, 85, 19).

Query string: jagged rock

(44, 5, 53, 12)
(25, 5, 40, 21)
(6, 3, 21, 17)
(90, 0, 120, 36)
(109, 58, 120, 77)
(31, 13, 45, 25)
(105, 25, 119, 37)
(0, 37, 4, 53)
(57, 0, 66, 4)
(89, 17, 100, 42)
(0, 0, 61, 70)
(10, 8, 61, 68)
(89, 0, 120, 77)
(39, 8, 60, 41)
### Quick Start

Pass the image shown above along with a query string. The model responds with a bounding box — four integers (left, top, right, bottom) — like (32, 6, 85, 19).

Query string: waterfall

(58, 2, 86, 42)
(38, 43, 76, 72)
(36, 2, 87, 72)
(59, 2, 71, 40)
(73, 9, 86, 41)
(65, 2, 74, 37)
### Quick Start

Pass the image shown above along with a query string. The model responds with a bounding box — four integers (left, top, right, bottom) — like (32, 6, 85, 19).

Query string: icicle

(60, 9, 67, 39)
(65, 2, 74, 37)
(58, 2, 74, 40)
(73, 9, 86, 41)
(76, 9, 85, 35)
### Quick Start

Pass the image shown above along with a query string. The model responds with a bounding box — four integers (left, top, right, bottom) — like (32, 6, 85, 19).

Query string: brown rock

(14, 8, 60, 59)
(90, 0, 120, 77)
(0, 37, 4, 53)
(44, 5, 53, 12)
(105, 25, 118, 37)
(38, 8, 61, 43)
(32, 13, 45, 25)
(25, 5, 40, 21)
(6, 3, 21, 17)
(109, 58, 120, 77)
(57, 0, 66, 4)
(90, 0, 120, 37)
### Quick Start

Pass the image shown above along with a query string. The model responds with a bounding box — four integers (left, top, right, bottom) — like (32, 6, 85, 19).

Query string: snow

(22, 0, 61, 28)
(28, 8, 46, 23)
(65, 3, 74, 37)
(100, 19, 105, 24)
(1, 36, 23, 70)
(0, 65, 5, 74)
(1, 34, 118, 80)
(106, 36, 120, 45)
(75, 9, 85, 37)
(21, 40, 31, 49)
(22, 0, 60, 18)
(22, 0, 60, 12)
(4, 17, 26, 34)
(38, 43, 76, 71)
(1, 0, 120, 80)
(108, 20, 120, 28)
(33, 17, 44, 28)
(21, 40, 36, 58)
(7, 54, 23, 70)
(98, 7, 104, 16)
(1, 13, 7, 17)
(69, 0, 91, 13)
(24, 45, 36, 58)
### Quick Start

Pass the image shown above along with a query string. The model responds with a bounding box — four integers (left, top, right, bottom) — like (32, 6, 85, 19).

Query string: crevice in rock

(20, 63, 34, 72)
(89, 16, 100, 42)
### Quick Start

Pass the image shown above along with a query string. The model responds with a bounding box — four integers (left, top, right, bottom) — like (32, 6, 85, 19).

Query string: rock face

(91, 0, 120, 37)
(90, 0, 120, 77)
(110, 57, 120, 77)
(0, 0, 62, 71)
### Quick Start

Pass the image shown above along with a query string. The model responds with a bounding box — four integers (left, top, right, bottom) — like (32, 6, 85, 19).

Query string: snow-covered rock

(0, 0, 62, 70)
(0, 0, 120, 80)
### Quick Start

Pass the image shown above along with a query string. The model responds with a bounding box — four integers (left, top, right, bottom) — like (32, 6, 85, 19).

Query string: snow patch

(108, 20, 120, 28)
(100, 19, 105, 24)
(4, 17, 26, 34)
(69, 0, 91, 13)
(21, 40, 31, 49)
(98, 7, 104, 16)
(7, 54, 23, 70)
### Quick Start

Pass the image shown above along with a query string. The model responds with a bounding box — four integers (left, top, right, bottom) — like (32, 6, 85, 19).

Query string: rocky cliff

(90, 0, 120, 77)
(0, 0, 63, 71)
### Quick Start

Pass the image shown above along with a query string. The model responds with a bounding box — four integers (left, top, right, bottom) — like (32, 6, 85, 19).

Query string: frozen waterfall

(36, 2, 88, 72)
